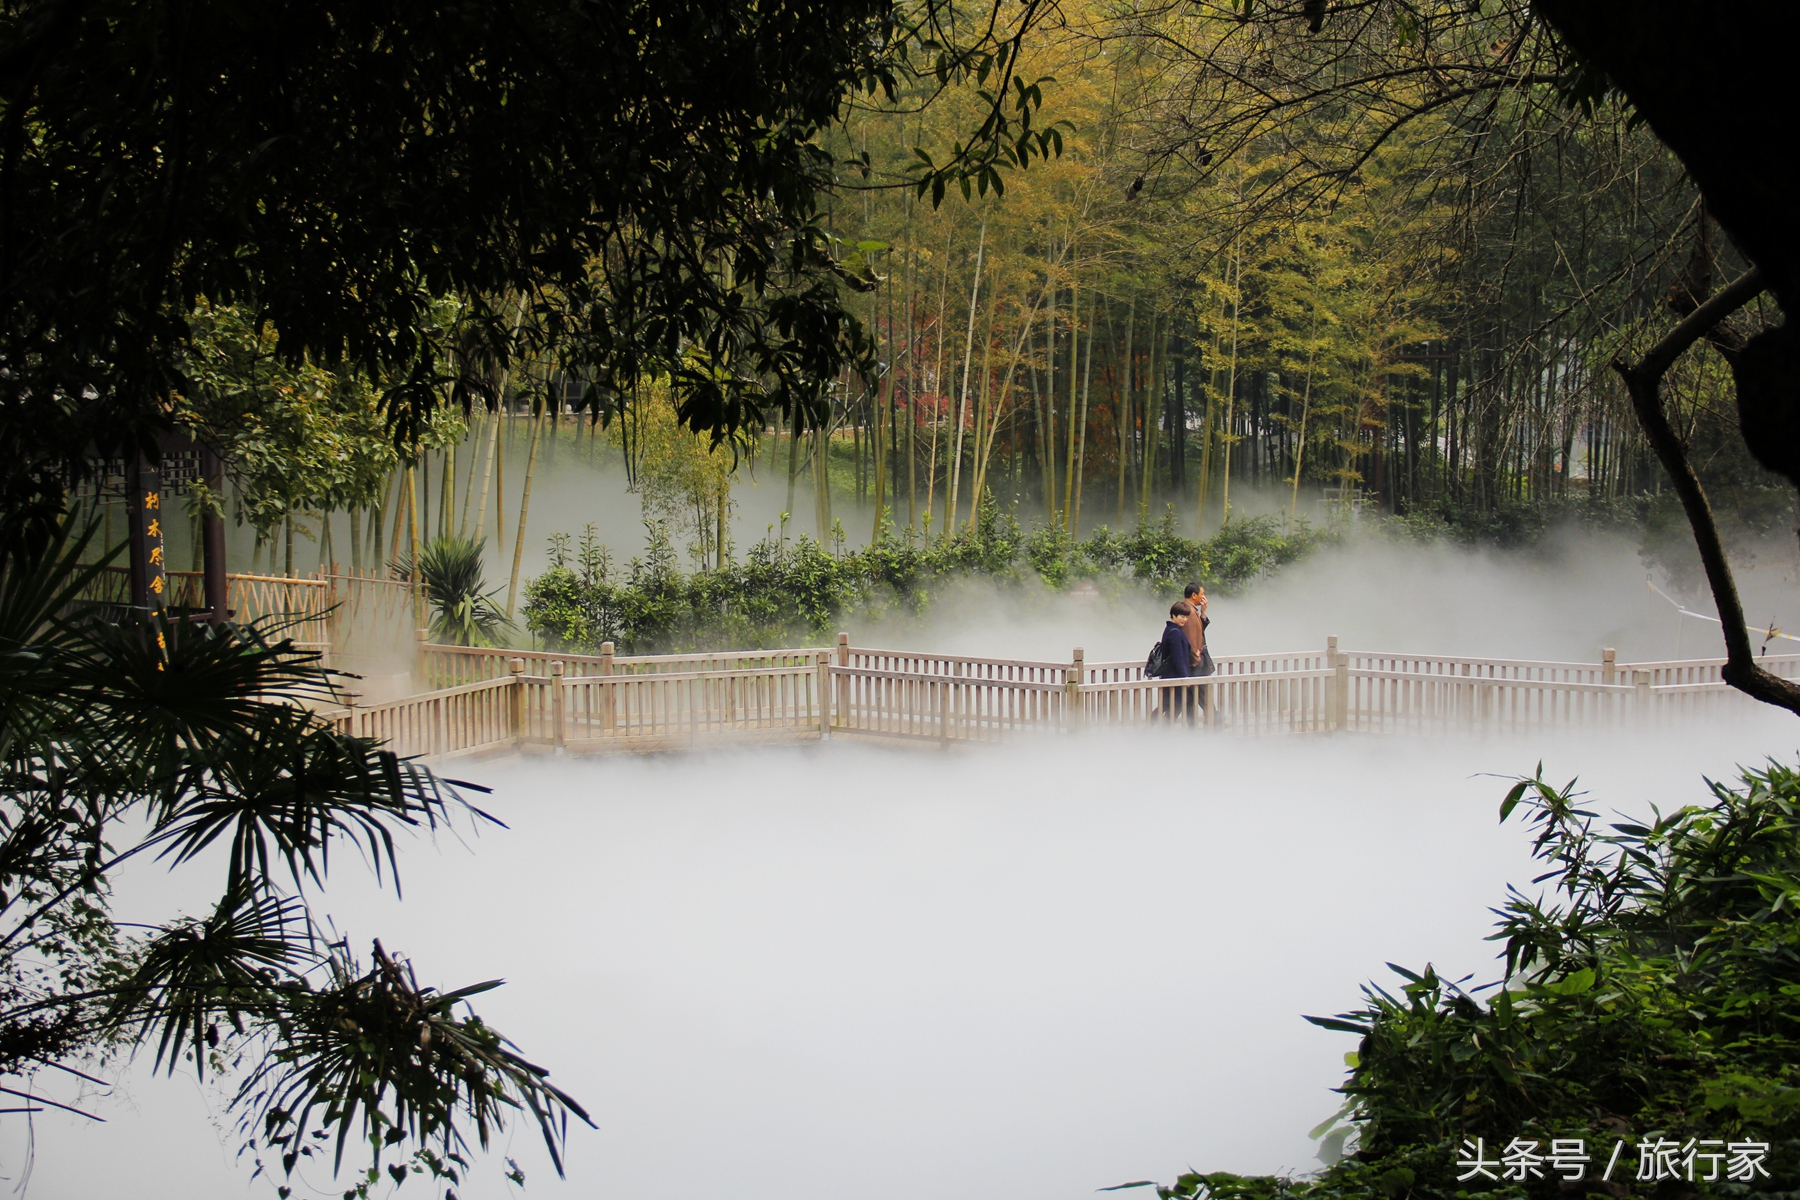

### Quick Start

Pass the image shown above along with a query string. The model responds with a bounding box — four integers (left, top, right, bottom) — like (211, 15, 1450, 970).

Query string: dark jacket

(1158, 621, 1193, 679)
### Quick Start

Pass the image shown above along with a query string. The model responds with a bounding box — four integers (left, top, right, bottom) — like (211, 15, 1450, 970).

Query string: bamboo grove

(744, 0, 1769, 543)
(110, 0, 1780, 588)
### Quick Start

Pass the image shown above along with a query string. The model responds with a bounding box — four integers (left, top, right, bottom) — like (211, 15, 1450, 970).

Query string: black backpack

(1145, 639, 1168, 679)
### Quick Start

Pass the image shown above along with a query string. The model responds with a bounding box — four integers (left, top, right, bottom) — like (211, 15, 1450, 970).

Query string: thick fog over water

(13, 710, 1800, 1200)
(32, 462, 1800, 1197)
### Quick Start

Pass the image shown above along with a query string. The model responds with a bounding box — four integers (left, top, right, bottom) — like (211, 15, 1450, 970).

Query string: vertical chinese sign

(125, 454, 166, 611)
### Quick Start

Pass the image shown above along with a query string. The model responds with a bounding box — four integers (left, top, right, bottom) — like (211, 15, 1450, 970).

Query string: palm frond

(150, 710, 491, 896)
(236, 941, 594, 1179)
(106, 884, 316, 1077)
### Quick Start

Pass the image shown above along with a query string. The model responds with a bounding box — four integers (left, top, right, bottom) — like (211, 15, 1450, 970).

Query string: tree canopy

(0, 0, 1058, 558)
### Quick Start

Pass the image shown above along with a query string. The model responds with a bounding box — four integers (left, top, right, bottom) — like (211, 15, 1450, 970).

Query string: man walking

(1182, 581, 1213, 713)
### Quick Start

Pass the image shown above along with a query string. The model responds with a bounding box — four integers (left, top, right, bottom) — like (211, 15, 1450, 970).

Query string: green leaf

(1499, 779, 1530, 821)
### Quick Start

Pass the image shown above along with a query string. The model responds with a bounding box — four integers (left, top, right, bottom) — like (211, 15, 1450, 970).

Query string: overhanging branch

(1612, 268, 1800, 716)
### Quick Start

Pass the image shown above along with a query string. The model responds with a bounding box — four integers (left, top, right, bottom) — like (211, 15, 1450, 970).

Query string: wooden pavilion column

(202, 443, 229, 623)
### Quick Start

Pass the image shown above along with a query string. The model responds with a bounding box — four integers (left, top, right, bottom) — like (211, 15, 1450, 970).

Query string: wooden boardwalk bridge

(320, 634, 1800, 761)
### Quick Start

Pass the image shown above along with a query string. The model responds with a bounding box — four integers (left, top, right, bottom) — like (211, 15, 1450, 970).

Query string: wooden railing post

(1327, 635, 1347, 730)
(509, 657, 526, 743)
(1634, 667, 1652, 721)
(1602, 647, 1616, 685)
(550, 660, 566, 751)
(600, 641, 616, 736)
(816, 651, 833, 740)
(415, 627, 431, 687)
(1066, 647, 1084, 732)
(835, 632, 850, 729)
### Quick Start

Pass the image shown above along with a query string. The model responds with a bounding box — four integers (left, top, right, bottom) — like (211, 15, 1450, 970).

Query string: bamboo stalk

(785, 408, 801, 524)
(494, 409, 505, 552)
(506, 408, 545, 619)
(947, 216, 988, 533)
(473, 404, 502, 546)
(967, 286, 1052, 530)
(1042, 288, 1058, 519)
(904, 248, 917, 530)
(1071, 287, 1097, 536)
(1062, 275, 1080, 533)
(440, 442, 454, 539)
(871, 369, 888, 543)
(456, 423, 475, 535)
(1117, 294, 1135, 524)
(1289, 307, 1320, 531)
(925, 235, 953, 533)
(406, 462, 420, 592)
(1139, 315, 1162, 518)
(1221, 242, 1242, 527)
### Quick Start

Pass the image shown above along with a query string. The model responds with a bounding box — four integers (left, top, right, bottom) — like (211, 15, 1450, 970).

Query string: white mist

(14, 711, 1798, 1200)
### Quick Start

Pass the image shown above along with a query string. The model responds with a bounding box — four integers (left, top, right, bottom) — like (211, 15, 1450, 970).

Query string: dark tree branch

(1612, 268, 1800, 716)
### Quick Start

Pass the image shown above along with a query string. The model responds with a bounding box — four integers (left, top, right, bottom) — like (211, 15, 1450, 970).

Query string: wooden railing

(79, 567, 338, 648)
(417, 640, 833, 689)
(325, 655, 829, 758)
(313, 636, 1800, 761)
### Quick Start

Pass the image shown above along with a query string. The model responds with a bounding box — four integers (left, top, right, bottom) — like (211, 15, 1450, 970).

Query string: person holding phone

(1182, 582, 1214, 712)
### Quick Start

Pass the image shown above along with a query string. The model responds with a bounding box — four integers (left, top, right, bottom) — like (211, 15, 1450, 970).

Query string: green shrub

(522, 497, 1331, 653)
(1124, 762, 1800, 1200)
(392, 535, 512, 646)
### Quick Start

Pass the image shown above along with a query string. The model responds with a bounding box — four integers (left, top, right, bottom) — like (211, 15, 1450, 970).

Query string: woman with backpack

(1148, 600, 1196, 723)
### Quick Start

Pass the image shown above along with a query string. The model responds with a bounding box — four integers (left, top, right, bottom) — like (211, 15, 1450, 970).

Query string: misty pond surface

(18, 709, 1799, 1200)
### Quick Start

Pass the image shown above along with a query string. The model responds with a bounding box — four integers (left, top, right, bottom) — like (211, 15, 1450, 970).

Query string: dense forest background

(73, 0, 1789, 665)
(101, 0, 1789, 613)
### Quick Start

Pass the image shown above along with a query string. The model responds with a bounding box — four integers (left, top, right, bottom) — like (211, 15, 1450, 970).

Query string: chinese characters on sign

(126, 459, 166, 611)
(1457, 1137, 1770, 1184)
